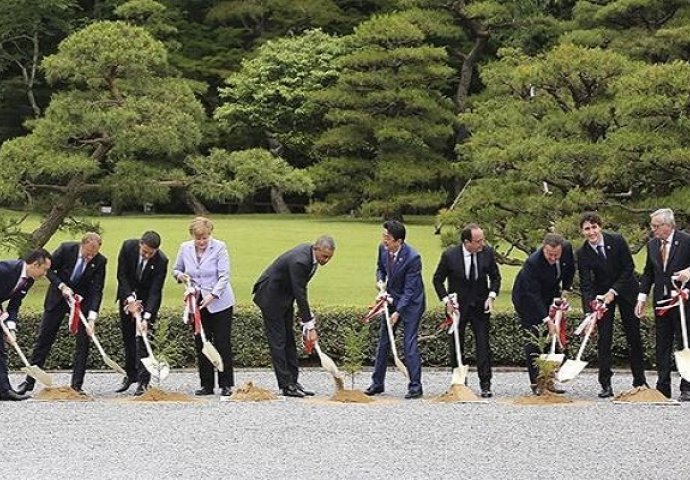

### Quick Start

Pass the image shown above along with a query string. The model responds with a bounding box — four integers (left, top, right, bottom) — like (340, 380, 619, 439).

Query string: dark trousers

(0, 339, 11, 392)
(371, 308, 423, 392)
(596, 299, 646, 388)
(261, 304, 299, 390)
(449, 304, 492, 388)
(523, 325, 554, 386)
(119, 310, 152, 385)
(655, 306, 690, 398)
(27, 305, 90, 390)
(194, 306, 234, 390)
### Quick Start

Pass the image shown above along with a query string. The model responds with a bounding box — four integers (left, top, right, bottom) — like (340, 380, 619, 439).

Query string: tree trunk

(270, 186, 291, 214)
(266, 132, 291, 213)
(183, 189, 209, 215)
(29, 177, 84, 249)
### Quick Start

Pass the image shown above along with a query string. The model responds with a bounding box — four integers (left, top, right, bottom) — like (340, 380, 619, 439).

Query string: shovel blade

(556, 359, 587, 383)
(451, 365, 469, 386)
(141, 357, 171, 382)
(674, 349, 690, 381)
(393, 356, 409, 380)
(202, 341, 224, 372)
(317, 350, 342, 379)
(104, 356, 126, 376)
(21, 365, 53, 387)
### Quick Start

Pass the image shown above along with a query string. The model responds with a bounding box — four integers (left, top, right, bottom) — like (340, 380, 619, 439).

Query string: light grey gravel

(2, 367, 688, 480)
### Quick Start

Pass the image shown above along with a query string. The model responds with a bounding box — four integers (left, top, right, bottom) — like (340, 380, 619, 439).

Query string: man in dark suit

(512, 233, 575, 393)
(0, 249, 52, 401)
(365, 220, 426, 399)
(577, 212, 647, 398)
(253, 235, 335, 397)
(115, 231, 168, 396)
(17, 232, 107, 395)
(432, 223, 501, 397)
(635, 208, 690, 400)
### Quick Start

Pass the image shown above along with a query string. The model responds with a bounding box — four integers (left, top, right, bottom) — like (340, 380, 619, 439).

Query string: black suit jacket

(45, 242, 107, 314)
(432, 245, 501, 307)
(639, 230, 690, 303)
(0, 260, 35, 324)
(252, 243, 315, 323)
(577, 231, 638, 310)
(116, 239, 168, 321)
(512, 243, 575, 328)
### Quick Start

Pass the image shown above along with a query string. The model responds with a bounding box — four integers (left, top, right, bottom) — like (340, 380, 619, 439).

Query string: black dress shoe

(15, 381, 34, 395)
(530, 384, 539, 395)
(134, 383, 149, 396)
(480, 389, 493, 398)
(404, 389, 423, 399)
(72, 387, 88, 396)
(195, 387, 214, 396)
(548, 386, 566, 394)
(679, 391, 690, 402)
(220, 387, 232, 397)
(115, 377, 134, 393)
(282, 384, 305, 398)
(598, 386, 614, 398)
(0, 389, 30, 401)
(295, 383, 315, 396)
(364, 385, 384, 396)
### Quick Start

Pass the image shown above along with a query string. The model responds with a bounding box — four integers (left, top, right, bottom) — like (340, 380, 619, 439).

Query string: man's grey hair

(542, 232, 565, 248)
(650, 208, 675, 227)
(314, 235, 336, 251)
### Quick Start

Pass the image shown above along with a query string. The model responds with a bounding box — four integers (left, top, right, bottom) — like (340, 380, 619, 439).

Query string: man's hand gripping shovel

(183, 278, 224, 372)
(539, 297, 568, 366)
(66, 293, 126, 375)
(0, 312, 53, 386)
(447, 294, 469, 386)
(132, 304, 170, 382)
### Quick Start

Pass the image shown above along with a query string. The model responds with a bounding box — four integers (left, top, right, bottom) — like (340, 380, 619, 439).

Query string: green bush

(7, 306, 659, 370)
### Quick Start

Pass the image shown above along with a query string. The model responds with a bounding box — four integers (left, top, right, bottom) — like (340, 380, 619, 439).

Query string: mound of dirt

(130, 388, 196, 403)
(432, 384, 482, 403)
(513, 391, 573, 405)
(613, 386, 673, 403)
(228, 381, 278, 402)
(330, 389, 374, 403)
(34, 386, 92, 401)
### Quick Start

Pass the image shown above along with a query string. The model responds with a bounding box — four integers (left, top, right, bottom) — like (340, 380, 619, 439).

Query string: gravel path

(2, 368, 688, 479)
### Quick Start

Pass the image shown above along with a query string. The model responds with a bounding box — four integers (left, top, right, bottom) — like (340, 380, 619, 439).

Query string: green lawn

(1, 212, 534, 313)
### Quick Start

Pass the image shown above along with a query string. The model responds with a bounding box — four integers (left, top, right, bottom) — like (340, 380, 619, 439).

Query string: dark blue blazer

(639, 229, 690, 303)
(376, 243, 426, 321)
(0, 260, 35, 324)
(512, 243, 575, 328)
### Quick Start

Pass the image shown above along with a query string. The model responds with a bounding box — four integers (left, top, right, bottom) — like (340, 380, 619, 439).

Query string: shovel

(448, 294, 469, 386)
(0, 313, 53, 386)
(672, 277, 690, 381)
(314, 341, 343, 380)
(77, 311, 126, 376)
(185, 280, 224, 372)
(134, 312, 170, 382)
(380, 287, 409, 380)
(540, 300, 565, 364)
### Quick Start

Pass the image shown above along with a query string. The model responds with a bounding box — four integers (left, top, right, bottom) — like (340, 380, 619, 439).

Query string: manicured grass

(0, 212, 523, 313)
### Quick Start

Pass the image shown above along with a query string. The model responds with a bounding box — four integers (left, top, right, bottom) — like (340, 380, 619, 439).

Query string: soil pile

(229, 381, 278, 402)
(131, 388, 196, 403)
(513, 392, 573, 405)
(614, 386, 672, 403)
(330, 389, 374, 403)
(34, 386, 92, 401)
(432, 384, 481, 403)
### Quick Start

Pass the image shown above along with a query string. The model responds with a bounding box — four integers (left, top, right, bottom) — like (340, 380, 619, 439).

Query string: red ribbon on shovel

(574, 299, 608, 336)
(68, 294, 84, 335)
(549, 299, 570, 347)
(656, 285, 689, 317)
(362, 293, 390, 324)
(184, 286, 202, 335)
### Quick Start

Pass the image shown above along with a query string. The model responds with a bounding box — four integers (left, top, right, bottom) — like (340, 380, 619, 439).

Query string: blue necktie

(70, 257, 86, 283)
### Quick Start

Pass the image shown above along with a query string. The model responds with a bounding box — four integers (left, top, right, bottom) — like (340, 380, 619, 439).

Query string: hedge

(6, 306, 660, 371)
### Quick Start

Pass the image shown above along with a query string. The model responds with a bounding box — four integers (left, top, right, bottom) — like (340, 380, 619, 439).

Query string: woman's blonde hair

(189, 216, 214, 236)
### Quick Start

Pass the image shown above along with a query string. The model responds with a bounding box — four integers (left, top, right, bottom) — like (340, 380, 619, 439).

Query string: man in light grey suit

(253, 235, 335, 397)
